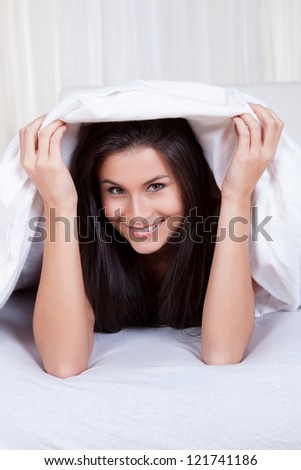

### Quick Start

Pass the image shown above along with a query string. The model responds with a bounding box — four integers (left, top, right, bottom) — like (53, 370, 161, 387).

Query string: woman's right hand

(19, 114, 78, 210)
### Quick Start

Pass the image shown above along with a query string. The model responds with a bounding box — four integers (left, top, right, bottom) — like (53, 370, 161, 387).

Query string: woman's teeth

(131, 219, 164, 234)
(136, 223, 159, 232)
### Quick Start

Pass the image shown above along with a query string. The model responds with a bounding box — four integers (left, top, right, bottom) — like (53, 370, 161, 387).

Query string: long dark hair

(70, 118, 221, 333)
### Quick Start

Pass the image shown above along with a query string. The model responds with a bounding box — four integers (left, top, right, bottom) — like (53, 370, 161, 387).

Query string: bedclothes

(0, 80, 301, 319)
(0, 289, 300, 450)
(231, 82, 301, 146)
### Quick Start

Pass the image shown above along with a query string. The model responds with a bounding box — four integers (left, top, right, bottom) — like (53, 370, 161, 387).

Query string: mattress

(0, 289, 300, 450)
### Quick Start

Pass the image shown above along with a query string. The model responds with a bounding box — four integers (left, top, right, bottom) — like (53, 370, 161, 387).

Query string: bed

(0, 82, 301, 450)
(1, 288, 301, 449)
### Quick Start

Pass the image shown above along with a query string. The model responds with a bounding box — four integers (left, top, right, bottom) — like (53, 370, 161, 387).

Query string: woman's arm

(201, 196, 255, 365)
(19, 116, 95, 378)
(33, 204, 95, 378)
(201, 104, 284, 365)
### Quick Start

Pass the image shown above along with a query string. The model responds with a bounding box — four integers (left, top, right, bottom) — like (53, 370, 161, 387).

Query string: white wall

(1, 0, 300, 153)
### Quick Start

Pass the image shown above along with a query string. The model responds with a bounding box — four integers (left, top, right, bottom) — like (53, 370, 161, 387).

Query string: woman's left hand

(221, 103, 284, 203)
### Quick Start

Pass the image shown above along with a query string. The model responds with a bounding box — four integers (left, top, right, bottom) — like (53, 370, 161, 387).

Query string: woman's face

(98, 146, 185, 255)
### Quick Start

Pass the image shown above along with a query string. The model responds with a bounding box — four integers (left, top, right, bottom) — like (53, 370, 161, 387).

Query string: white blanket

(0, 80, 301, 316)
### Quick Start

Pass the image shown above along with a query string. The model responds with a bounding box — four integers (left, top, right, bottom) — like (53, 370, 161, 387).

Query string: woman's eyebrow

(99, 175, 170, 186)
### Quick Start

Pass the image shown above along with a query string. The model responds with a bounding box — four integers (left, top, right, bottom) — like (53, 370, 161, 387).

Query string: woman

(19, 103, 284, 378)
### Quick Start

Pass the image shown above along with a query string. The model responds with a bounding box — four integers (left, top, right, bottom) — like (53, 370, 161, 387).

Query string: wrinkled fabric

(0, 79, 300, 316)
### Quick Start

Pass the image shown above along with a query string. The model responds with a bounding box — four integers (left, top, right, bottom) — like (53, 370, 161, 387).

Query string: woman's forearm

(201, 103, 284, 365)
(201, 196, 255, 365)
(33, 204, 95, 378)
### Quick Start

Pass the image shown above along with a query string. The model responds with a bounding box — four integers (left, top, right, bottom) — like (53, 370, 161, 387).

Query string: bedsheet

(0, 289, 300, 450)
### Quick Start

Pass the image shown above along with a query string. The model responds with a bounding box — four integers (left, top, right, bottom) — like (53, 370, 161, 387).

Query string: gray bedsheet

(0, 290, 300, 450)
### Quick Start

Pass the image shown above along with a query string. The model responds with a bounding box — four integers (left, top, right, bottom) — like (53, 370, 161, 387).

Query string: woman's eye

(107, 183, 165, 195)
(149, 183, 165, 192)
(108, 187, 124, 195)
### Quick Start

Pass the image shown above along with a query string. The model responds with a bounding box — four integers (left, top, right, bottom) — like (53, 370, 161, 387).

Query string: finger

(248, 104, 284, 153)
(232, 116, 250, 155)
(19, 114, 48, 166)
(37, 121, 67, 162)
(248, 102, 283, 121)
(49, 125, 68, 162)
(237, 113, 262, 155)
(262, 107, 284, 125)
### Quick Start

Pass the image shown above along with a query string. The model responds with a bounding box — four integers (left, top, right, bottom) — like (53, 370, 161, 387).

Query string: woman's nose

(125, 196, 152, 225)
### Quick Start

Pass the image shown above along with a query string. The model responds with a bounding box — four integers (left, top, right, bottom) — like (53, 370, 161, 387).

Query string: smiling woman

(70, 118, 220, 334)
(18, 101, 284, 377)
(98, 146, 185, 253)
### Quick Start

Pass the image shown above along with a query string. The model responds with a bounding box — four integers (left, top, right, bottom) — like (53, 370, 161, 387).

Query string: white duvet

(0, 80, 301, 316)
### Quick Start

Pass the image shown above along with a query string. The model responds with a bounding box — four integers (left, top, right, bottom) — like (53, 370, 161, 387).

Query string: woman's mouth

(129, 219, 165, 238)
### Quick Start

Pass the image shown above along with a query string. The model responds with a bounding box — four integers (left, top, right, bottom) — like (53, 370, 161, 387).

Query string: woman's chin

(129, 240, 165, 255)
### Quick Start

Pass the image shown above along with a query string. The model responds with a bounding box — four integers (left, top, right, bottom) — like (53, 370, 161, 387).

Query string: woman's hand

(19, 115, 78, 210)
(221, 103, 284, 203)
